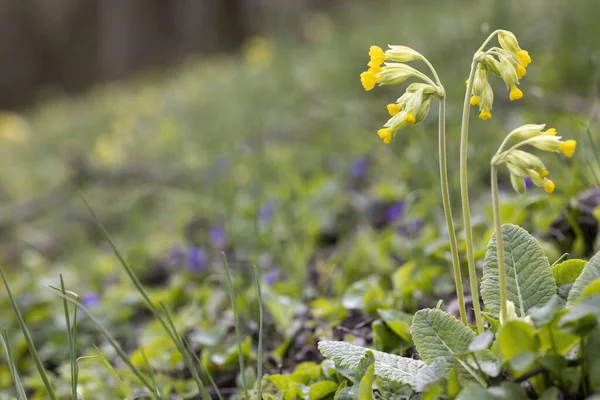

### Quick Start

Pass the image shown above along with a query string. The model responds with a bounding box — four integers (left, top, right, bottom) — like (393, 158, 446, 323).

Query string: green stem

(460, 60, 485, 333)
(439, 96, 467, 324)
(490, 165, 508, 323)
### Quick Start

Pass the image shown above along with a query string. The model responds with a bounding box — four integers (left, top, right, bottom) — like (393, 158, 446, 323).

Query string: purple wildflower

(81, 292, 100, 308)
(168, 245, 185, 265)
(398, 219, 424, 237)
(524, 177, 533, 190)
(349, 158, 368, 179)
(209, 225, 227, 248)
(386, 201, 405, 222)
(263, 269, 281, 285)
(187, 247, 208, 273)
(259, 201, 276, 223)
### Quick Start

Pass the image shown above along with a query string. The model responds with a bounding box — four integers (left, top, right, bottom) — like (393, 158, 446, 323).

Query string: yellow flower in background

(243, 36, 274, 68)
(360, 71, 380, 91)
(470, 95, 480, 106)
(544, 180, 555, 194)
(559, 140, 577, 157)
(92, 134, 124, 166)
(377, 128, 392, 144)
(403, 110, 416, 125)
(517, 50, 532, 67)
(0, 112, 31, 143)
(545, 128, 557, 136)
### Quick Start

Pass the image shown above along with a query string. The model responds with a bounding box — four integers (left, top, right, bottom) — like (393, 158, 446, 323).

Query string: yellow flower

(404, 110, 416, 125)
(387, 103, 401, 116)
(544, 128, 557, 136)
(369, 45, 386, 66)
(540, 169, 550, 178)
(360, 71, 379, 91)
(516, 64, 527, 79)
(367, 61, 382, 74)
(517, 50, 532, 67)
(544, 180, 555, 194)
(509, 85, 523, 101)
(377, 128, 392, 143)
(479, 109, 492, 120)
(470, 96, 480, 106)
(558, 140, 577, 157)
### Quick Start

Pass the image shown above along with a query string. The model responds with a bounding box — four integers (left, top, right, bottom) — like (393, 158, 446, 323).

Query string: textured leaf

(377, 309, 413, 343)
(308, 381, 338, 400)
(317, 341, 425, 385)
(497, 320, 539, 365)
(552, 259, 587, 285)
(410, 358, 447, 392)
(568, 250, 600, 306)
(410, 309, 485, 386)
(468, 331, 494, 352)
(482, 224, 556, 317)
(358, 352, 375, 400)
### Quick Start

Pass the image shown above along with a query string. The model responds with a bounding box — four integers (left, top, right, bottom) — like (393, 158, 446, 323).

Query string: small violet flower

(524, 176, 533, 190)
(350, 157, 368, 179)
(263, 269, 281, 286)
(187, 247, 208, 273)
(386, 201, 405, 222)
(259, 201, 276, 223)
(209, 225, 227, 248)
(81, 292, 100, 308)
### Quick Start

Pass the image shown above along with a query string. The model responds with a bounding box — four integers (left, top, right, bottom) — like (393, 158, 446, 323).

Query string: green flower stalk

(360, 45, 467, 323)
(491, 124, 577, 322)
(460, 30, 532, 332)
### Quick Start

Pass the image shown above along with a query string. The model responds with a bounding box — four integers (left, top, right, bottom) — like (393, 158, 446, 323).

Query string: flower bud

(507, 124, 546, 140)
(386, 45, 423, 62)
(510, 173, 526, 194)
(378, 63, 424, 86)
(498, 31, 520, 54)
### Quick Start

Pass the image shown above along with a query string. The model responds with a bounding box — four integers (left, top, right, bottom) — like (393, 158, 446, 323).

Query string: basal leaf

(358, 352, 375, 400)
(482, 224, 556, 317)
(410, 358, 447, 392)
(317, 341, 425, 386)
(410, 309, 485, 386)
(567, 250, 600, 306)
(377, 309, 413, 343)
(497, 320, 539, 367)
(552, 259, 587, 285)
(308, 381, 339, 400)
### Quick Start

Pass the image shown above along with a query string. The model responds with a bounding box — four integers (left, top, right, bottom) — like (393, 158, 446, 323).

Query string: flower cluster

(360, 45, 441, 144)
(468, 30, 532, 120)
(492, 124, 577, 194)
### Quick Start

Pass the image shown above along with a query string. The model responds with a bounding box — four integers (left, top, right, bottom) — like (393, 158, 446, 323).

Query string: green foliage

(482, 224, 556, 318)
(568, 250, 600, 305)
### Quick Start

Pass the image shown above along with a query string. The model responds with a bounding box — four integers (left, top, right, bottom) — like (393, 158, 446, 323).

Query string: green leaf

(560, 293, 600, 335)
(308, 381, 339, 400)
(581, 278, 600, 298)
(584, 328, 600, 392)
(567, 249, 600, 306)
(497, 320, 539, 362)
(488, 382, 528, 399)
(266, 375, 303, 400)
(468, 331, 494, 352)
(528, 295, 561, 327)
(538, 387, 560, 400)
(317, 341, 425, 385)
(552, 259, 586, 285)
(377, 309, 413, 343)
(372, 320, 405, 353)
(410, 308, 485, 386)
(411, 358, 448, 392)
(358, 352, 375, 400)
(482, 224, 556, 317)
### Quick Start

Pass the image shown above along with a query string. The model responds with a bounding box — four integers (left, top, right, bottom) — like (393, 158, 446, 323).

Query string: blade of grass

(221, 252, 249, 400)
(79, 195, 212, 400)
(59, 275, 79, 400)
(253, 265, 264, 400)
(157, 302, 211, 400)
(183, 336, 224, 400)
(139, 347, 162, 399)
(0, 329, 27, 400)
(47, 286, 155, 393)
(93, 345, 131, 398)
(0, 266, 58, 400)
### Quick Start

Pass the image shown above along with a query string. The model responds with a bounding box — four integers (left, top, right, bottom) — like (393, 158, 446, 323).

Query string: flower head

(387, 103, 401, 116)
(545, 128, 557, 136)
(360, 71, 379, 91)
(470, 95, 480, 106)
(559, 140, 577, 157)
(404, 110, 416, 125)
(517, 50, 532, 67)
(509, 85, 523, 101)
(479, 109, 492, 120)
(544, 180, 555, 194)
(369, 45, 386, 66)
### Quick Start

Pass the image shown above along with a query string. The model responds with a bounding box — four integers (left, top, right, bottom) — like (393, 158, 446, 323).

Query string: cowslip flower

(492, 124, 577, 194)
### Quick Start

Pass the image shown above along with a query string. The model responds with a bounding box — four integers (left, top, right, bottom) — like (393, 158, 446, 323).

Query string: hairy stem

(490, 165, 508, 322)
(460, 60, 485, 333)
(439, 96, 467, 323)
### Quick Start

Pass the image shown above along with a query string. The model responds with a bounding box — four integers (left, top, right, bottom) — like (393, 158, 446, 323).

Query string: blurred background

(1, 0, 600, 397)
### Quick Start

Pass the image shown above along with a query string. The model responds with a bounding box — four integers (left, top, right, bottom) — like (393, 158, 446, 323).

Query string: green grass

(0, 0, 598, 397)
